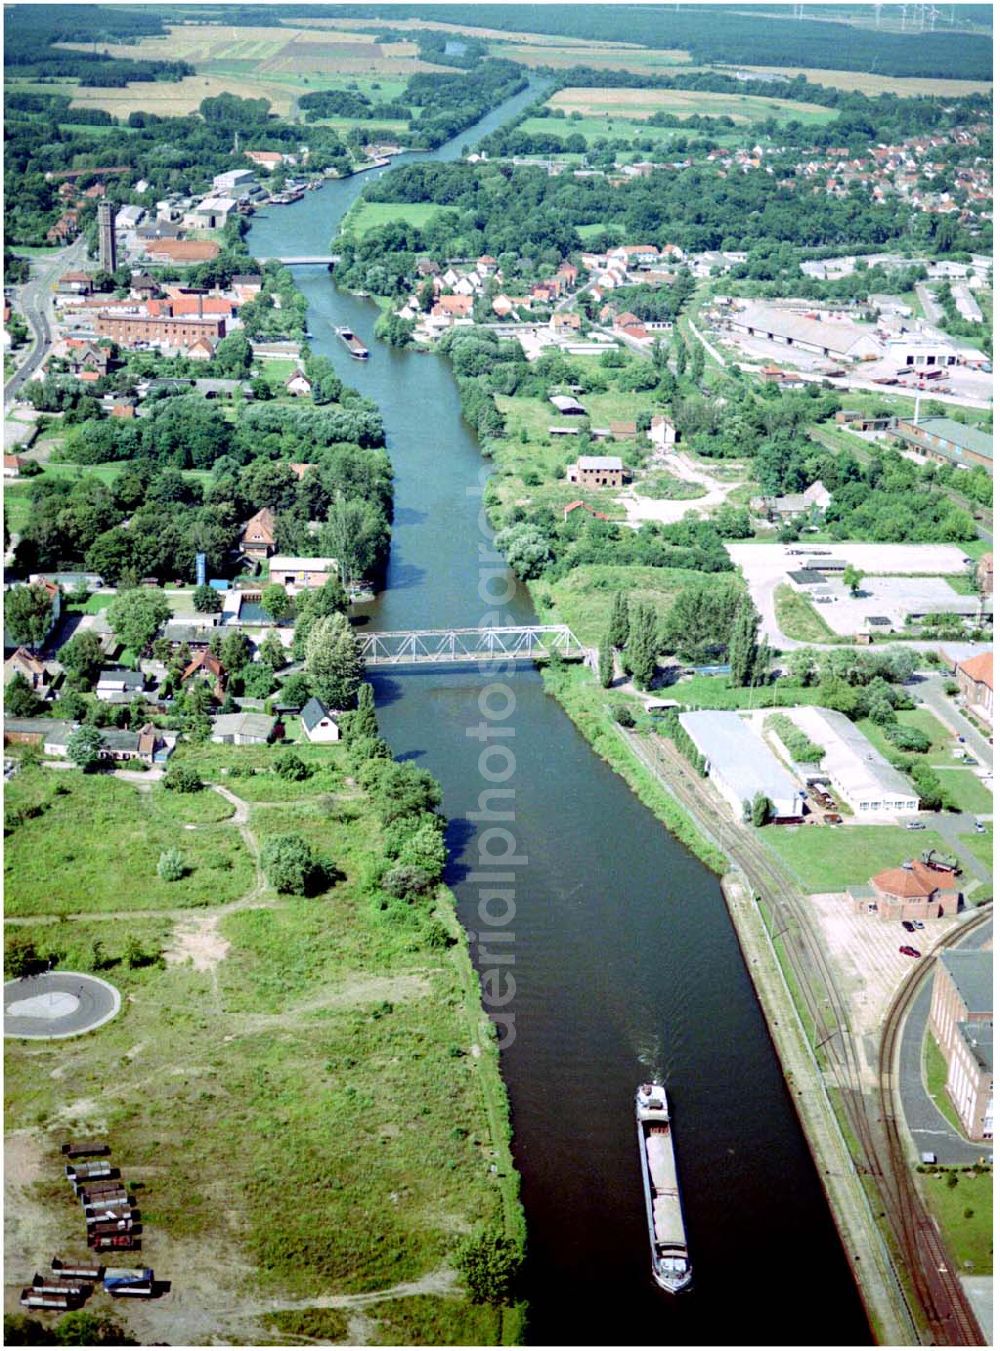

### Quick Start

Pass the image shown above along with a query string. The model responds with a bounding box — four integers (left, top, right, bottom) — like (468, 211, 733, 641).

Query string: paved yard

(726, 542, 972, 648)
(809, 891, 971, 1074)
(803, 575, 986, 636)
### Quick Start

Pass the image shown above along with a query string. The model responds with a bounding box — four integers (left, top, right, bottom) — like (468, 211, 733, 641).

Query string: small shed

(210, 711, 276, 745)
(549, 394, 587, 416)
(300, 697, 340, 743)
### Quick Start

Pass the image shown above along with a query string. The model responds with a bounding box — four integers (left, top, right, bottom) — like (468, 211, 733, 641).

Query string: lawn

(4, 769, 252, 916)
(959, 825, 993, 873)
(667, 676, 819, 711)
(4, 744, 523, 1345)
(774, 584, 838, 643)
(341, 201, 445, 238)
(918, 1169, 993, 1276)
(930, 765, 994, 816)
(857, 713, 994, 817)
(760, 823, 955, 891)
(923, 1029, 965, 1137)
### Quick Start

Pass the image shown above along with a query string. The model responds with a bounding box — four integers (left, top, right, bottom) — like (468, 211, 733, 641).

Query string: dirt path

(618, 450, 742, 525)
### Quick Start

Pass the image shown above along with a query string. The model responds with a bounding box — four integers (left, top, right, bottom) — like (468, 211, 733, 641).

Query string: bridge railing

(357, 625, 585, 667)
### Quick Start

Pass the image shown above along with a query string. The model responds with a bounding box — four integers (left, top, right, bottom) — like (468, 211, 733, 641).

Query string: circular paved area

(4, 971, 121, 1039)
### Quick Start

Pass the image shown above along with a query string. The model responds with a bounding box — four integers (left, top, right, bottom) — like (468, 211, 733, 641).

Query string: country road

(4, 238, 87, 407)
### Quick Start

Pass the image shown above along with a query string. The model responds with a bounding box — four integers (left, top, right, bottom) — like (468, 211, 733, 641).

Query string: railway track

(624, 727, 987, 1345)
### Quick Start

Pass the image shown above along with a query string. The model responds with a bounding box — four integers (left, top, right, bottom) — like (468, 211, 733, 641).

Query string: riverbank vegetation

(4, 737, 525, 1345)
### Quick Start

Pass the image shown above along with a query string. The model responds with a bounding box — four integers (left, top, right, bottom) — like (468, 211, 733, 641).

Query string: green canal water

(249, 89, 872, 1346)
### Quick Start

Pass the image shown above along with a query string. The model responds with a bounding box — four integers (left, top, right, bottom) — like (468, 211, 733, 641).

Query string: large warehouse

(728, 304, 883, 361)
(679, 711, 805, 823)
(785, 706, 919, 816)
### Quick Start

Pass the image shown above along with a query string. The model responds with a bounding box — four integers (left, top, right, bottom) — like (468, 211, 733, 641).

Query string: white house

(300, 697, 340, 743)
(285, 370, 312, 397)
(210, 711, 276, 745)
(96, 668, 146, 702)
(648, 415, 678, 450)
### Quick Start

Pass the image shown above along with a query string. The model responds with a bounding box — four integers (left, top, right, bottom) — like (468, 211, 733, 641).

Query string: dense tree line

(326, 4, 993, 80)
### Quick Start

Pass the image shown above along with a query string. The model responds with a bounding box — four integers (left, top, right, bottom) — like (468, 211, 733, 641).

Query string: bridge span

(358, 625, 586, 668)
(256, 255, 339, 266)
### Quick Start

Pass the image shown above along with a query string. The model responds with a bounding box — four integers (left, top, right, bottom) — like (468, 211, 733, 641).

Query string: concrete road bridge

(358, 625, 586, 668)
(255, 255, 339, 266)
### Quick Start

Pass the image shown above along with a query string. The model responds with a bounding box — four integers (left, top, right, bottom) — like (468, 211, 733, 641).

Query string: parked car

(899, 945, 921, 959)
(912, 921, 925, 930)
(823, 813, 843, 825)
(902, 920, 915, 933)
(906, 821, 926, 831)
(974, 821, 986, 833)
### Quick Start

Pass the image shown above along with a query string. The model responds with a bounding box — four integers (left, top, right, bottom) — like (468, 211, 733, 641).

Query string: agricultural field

(492, 41, 693, 72)
(518, 116, 745, 149)
(547, 85, 839, 124)
(4, 749, 520, 1345)
(40, 22, 452, 117)
(721, 63, 992, 96)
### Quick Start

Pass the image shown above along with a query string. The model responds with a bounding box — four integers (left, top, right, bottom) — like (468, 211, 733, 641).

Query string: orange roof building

(144, 239, 221, 264)
(956, 650, 993, 723)
(850, 858, 962, 923)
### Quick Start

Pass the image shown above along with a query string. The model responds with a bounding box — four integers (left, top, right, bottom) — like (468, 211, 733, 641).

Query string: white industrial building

(679, 711, 805, 823)
(784, 706, 919, 816)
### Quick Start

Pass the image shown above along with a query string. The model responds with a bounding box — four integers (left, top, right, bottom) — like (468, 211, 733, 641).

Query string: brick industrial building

(95, 312, 226, 349)
(928, 949, 993, 1141)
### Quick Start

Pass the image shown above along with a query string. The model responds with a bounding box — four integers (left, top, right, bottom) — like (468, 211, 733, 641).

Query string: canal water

(249, 92, 871, 1346)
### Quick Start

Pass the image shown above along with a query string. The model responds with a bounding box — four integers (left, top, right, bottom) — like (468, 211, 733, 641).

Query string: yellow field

(548, 85, 836, 124)
(24, 74, 298, 118)
(715, 64, 992, 96)
(495, 43, 691, 71)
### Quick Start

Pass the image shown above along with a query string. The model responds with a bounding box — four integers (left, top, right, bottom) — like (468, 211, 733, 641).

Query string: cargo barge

(334, 326, 369, 359)
(636, 1082, 692, 1293)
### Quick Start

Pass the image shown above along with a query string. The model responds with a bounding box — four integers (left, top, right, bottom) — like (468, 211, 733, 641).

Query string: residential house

(96, 668, 146, 702)
(3, 718, 74, 756)
(57, 272, 95, 296)
(111, 395, 138, 419)
(757, 480, 832, 522)
(210, 711, 276, 745)
(285, 370, 313, 397)
(241, 507, 278, 560)
(186, 336, 218, 361)
(3, 455, 27, 478)
(268, 555, 340, 594)
(550, 312, 581, 333)
(648, 415, 678, 450)
(956, 651, 993, 724)
(300, 697, 341, 743)
(566, 456, 629, 488)
(4, 647, 54, 696)
(180, 650, 226, 702)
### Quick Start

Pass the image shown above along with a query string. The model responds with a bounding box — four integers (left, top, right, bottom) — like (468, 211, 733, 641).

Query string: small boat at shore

(334, 326, 369, 359)
(636, 1082, 692, 1294)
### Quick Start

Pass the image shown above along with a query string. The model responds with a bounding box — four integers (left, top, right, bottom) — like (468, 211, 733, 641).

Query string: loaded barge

(636, 1082, 692, 1293)
(334, 326, 369, 359)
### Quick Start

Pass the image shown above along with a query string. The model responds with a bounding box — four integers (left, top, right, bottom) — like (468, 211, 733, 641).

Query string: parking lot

(809, 892, 971, 1077)
(805, 574, 985, 636)
(727, 541, 973, 647)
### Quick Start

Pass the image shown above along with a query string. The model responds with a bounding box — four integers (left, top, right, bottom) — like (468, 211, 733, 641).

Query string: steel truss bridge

(358, 625, 586, 668)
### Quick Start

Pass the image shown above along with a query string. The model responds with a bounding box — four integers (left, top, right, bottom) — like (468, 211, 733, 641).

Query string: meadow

(342, 201, 447, 237)
(4, 746, 522, 1345)
(532, 563, 713, 647)
(547, 85, 839, 125)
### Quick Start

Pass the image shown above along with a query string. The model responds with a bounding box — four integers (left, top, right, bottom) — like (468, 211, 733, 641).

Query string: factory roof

(939, 949, 993, 1016)
(678, 710, 802, 809)
(787, 705, 916, 801)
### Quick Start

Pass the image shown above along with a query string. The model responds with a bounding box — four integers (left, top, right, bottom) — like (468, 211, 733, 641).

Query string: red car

(899, 945, 921, 959)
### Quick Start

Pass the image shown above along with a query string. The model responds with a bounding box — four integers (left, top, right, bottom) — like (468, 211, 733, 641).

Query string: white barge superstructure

(636, 1082, 692, 1293)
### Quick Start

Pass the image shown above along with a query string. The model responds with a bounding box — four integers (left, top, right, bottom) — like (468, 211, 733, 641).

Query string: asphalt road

(898, 918, 992, 1166)
(4, 970, 121, 1039)
(4, 238, 87, 406)
(914, 672, 994, 769)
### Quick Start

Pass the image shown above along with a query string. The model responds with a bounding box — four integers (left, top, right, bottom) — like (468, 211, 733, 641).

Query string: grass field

(959, 825, 993, 873)
(518, 115, 744, 148)
(918, 1170, 993, 1276)
(531, 564, 709, 647)
(4, 746, 522, 1344)
(774, 584, 838, 643)
(856, 712, 994, 818)
(342, 201, 445, 238)
(761, 822, 954, 891)
(547, 85, 838, 125)
(4, 770, 251, 917)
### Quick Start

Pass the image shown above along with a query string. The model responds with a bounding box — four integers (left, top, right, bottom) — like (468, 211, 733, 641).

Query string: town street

(4, 237, 86, 407)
